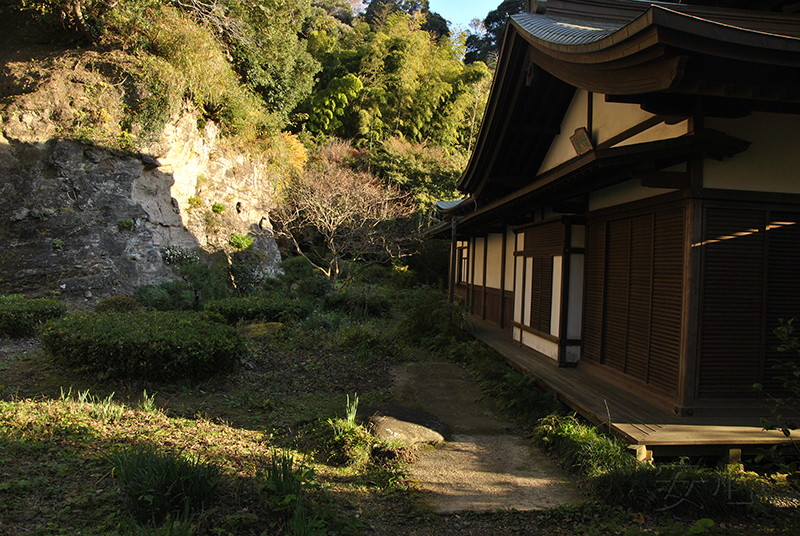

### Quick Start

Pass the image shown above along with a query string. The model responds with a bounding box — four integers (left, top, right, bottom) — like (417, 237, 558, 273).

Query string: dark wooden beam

(551, 201, 589, 214)
(506, 124, 561, 137)
(634, 171, 691, 189)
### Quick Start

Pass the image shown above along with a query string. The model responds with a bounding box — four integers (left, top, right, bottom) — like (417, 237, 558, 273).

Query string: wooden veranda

(468, 317, 791, 462)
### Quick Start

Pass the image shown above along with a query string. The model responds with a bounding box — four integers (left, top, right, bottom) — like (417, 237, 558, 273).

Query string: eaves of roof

(512, 5, 800, 59)
(457, 0, 800, 199)
(455, 128, 749, 235)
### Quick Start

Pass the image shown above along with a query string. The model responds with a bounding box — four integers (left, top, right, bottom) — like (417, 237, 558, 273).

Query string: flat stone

(358, 405, 451, 446)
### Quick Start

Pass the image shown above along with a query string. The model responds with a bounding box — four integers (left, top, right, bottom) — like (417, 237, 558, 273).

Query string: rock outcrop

(0, 107, 282, 301)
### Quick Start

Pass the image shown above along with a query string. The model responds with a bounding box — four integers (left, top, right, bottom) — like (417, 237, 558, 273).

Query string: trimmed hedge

(0, 294, 67, 338)
(205, 296, 310, 325)
(40, 311, 245, 381)
(94, 295, 142, 313)
(322, 288, 392, 319)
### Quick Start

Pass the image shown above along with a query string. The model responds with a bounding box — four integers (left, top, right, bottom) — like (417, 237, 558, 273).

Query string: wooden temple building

(429, 0, 800, 459)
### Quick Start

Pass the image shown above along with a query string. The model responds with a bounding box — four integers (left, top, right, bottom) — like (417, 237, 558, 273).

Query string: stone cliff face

(0, 107, 282, 301)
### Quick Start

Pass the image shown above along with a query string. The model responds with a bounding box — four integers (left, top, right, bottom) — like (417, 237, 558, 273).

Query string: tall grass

(109, 445, 220, 525)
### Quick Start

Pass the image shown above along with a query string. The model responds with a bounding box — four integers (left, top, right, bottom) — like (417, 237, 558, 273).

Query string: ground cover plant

(1, 277, 799, 535)
(0, 294, 67, 339)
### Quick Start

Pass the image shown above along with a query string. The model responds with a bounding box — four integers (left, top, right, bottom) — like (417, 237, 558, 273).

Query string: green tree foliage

(14, 0, 319, 135)
(18, 0, 119, 41)
(296, 11, 491, 154)
(363, 0, 448, 39)
(305, 74, 364, 135)
(464, 0, 525, 65)
(216, 0, 321, 121)
(363, 137, 465, 214)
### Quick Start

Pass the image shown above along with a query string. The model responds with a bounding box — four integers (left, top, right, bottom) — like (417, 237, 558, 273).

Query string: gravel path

(393, 362, 581, 513)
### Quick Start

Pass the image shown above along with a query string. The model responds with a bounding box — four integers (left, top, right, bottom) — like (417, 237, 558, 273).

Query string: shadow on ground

(391, 362, 581, 513)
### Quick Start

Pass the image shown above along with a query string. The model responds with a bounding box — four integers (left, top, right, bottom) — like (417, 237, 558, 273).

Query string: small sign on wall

(570, 127, 593, 156)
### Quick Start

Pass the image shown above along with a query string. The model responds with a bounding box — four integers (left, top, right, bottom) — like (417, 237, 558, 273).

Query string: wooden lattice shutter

(763, 211, 800, 394)
(584, 205, 684, 395)
(582, 222, 606, 363)
(648, 207, 685, 394)
(624, 214, 655, 383)
(698, 208, 765, 399)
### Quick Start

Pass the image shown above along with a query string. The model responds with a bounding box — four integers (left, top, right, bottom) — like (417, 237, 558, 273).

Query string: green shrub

(188, 196, 202, 209)
(205, 296, 311, 325)
(136, 264, 229, 311)
(40, 311, 244, 381)
(211, 202, 224, 214)
(229, 233, 253, 250)
(333, 321, 398, 361)
(118, 219, 135, 231)
(161, 246, 200, 266)
(135, 281, 195, 311)
(0, 294, 67, 338)
(353, 264, 391, 284)
(109, 445, 220, 525)
(94, 295, 142, 313)
(590, 461, 757, 514)
(322, 287, 391, 319)
(175, 263, 230, 308)
(393, 288, 467, 350)
(279, 256, 317, 285)
(294, 274, 334, 301)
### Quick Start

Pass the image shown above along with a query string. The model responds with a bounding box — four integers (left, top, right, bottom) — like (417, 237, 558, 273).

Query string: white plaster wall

(505, 227, 515, 292)
(485, 233, 503, 289)
(567, 253, 584, 340)
(473, 237, 484, 286)
(589, 179, 674, 211)
(538, 90, 588, 174)
(592, 93, 653, 145)
(523, 257, 533, 326)
(550, 255, 563, 336)
(514, 245, 524, 325)
(538, 91, 689, 175)
(617, 119, 689, 147)
(521, 331, 559, 360)
(593, 96, 688, 147)
(705, 112, 800, 193)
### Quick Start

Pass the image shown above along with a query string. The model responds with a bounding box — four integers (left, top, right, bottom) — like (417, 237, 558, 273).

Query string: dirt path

(392, 362, 581, 513)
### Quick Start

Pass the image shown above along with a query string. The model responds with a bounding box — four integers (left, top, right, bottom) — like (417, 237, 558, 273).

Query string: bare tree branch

(272, 140, 415, 282)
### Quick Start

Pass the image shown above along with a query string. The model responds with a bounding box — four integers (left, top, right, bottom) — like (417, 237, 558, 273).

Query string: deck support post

(634, 445, 653, 463)
(720, 448, 742, 468)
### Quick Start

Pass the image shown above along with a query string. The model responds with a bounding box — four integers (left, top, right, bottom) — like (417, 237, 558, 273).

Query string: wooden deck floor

(467, 317, 789, 460)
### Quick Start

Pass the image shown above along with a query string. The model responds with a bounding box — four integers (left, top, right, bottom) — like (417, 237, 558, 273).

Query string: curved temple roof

(452, 0, 800, 207)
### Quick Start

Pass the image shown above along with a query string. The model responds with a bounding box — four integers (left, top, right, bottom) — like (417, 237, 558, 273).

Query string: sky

(429, 0, 501, 31)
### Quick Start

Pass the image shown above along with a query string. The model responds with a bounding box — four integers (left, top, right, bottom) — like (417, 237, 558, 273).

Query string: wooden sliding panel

(582, 222, 606, 363)
(625, 214, 655, 383)
(699, 207, 800, 399)
(601, 218, 631, 372)
(764, 212, 800, 394)
(583, 204, 685, 396)
(648, 207, 685, 395)
(698, 208, 765, 399)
